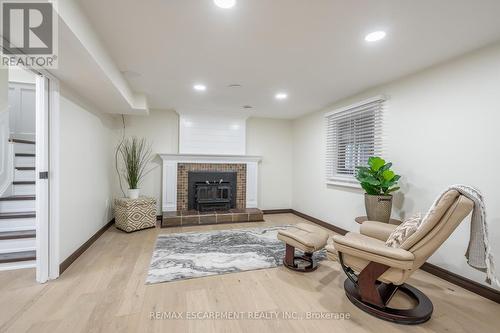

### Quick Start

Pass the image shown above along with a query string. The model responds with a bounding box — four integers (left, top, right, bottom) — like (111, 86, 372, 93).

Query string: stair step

(15, 156, 35, 168)
(0, 230, 35, 240)
(13, 181, 35, 185)
(13, 144, 35, 155)
(0, 197, 36, 213)
(0, 195, 35, 201)
(15, 167, 35, 171)
(0, 250, 36, 264)
(9, 139, 35, 145)
(12, 183, 36, 196)
(14, 168, 35, 181)
(0, 212, 35, 232)
(0, 238, 35, 253)
(0, 212, 36, 219)
(15, 153, 35, 157)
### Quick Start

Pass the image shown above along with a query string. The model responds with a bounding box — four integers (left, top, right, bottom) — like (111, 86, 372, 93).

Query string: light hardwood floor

(0, 213, 499, 333)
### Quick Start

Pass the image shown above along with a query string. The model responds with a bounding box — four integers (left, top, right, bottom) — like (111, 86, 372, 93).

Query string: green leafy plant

(119, 137, 153, 189)
(355, 156, 401, 195)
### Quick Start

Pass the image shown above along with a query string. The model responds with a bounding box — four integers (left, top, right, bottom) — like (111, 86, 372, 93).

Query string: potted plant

(118, 137, 153, 199)
(355, 156, 400, 223)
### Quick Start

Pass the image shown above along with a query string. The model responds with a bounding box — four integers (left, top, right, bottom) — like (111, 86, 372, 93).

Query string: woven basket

(364, 194, 393, 223)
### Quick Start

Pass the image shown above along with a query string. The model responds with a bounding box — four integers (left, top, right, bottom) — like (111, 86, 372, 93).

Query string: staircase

(0, 138, 36, 270)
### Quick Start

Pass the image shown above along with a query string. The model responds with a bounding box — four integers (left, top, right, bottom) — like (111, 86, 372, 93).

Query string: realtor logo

(1, 1, 58, 68)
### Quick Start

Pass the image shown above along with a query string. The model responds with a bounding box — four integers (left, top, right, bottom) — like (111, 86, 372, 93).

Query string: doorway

(0, 66, 57, 283)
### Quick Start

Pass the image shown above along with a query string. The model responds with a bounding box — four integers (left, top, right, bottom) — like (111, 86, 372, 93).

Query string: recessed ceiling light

(275, 92, 288, 100)
(228, 84, 242, 88)
(365, 31, 386, 42)
(193, 84, 207, 91)
(242, 105, 253, 109)
(214, 0, 236, 9)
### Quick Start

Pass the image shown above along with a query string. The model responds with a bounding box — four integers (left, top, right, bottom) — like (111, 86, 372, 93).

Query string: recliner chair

(326, 190, 474, 324)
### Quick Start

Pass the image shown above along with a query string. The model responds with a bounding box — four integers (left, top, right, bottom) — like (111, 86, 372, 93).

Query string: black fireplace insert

(188, 171, 237, 212)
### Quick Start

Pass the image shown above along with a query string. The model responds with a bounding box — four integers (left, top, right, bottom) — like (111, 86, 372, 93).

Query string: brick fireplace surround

(159, 154, 263, 227)
(176, 163, 247, 211)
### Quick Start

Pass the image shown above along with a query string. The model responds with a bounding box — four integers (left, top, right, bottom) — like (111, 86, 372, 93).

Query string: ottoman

(114, 197, 157, 232)
(277, 223, 329, 272)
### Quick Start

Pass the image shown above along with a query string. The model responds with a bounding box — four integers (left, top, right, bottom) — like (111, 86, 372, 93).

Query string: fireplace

(188, 171, 237, 212)
(159, 154, 261, 212)
(160, 154, 264, 227)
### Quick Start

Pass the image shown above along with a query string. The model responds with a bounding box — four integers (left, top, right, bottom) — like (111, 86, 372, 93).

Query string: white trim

(35, 75, 49, 283)
(160, 154, 262, 163)
(30, 68, 60, 281)
(162, 160, 178, 212)
(159, 154, 262, 212)
(48, 78, 60, 280)
(245, 162, 259, 208)
(326, 180, 362, 189)
(324, 95, 386, 117)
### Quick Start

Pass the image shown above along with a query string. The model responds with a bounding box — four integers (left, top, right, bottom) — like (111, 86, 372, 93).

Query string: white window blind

(325, 96, 385, 185)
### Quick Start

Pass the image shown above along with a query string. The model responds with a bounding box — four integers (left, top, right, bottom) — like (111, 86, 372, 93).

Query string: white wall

(247, 117, 293, 210)
(8, 67, 36, 84)
(59, 86, 116, 262)
(292, 42, 500, 289)
(179, 115, 246, 155)
(112, 109, 179, 214)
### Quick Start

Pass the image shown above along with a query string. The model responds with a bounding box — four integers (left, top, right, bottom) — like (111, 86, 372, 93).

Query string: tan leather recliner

(326, 190, 474, 325)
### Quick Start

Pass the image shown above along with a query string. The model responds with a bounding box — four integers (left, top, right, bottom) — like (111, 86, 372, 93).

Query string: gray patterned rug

(146, 225, 326, 284)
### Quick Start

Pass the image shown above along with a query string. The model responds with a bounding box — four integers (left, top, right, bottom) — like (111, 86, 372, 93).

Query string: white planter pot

(128, 188, 140, 199)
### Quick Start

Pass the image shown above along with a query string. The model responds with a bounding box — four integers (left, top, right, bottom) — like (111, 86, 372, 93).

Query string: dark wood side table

(355, 216, 402, 225)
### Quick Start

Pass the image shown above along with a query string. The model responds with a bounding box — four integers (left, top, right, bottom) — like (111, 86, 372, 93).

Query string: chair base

(344, 278, 433, 325)
(283, 244, 318, 272)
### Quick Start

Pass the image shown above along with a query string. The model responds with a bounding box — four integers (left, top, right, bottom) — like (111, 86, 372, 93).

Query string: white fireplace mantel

(159, 154, 262, 212)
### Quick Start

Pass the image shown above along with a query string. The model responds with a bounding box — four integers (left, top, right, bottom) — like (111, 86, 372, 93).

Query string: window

(325, 96, 385, 186)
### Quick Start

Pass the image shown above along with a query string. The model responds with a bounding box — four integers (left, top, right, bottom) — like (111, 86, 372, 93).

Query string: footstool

(115, 197, 157, 232)
(277, 223, 329, 272)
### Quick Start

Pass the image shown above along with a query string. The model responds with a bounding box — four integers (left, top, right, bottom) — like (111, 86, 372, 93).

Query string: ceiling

(75, 0, 500, 118)
(51, 19, 135, 114)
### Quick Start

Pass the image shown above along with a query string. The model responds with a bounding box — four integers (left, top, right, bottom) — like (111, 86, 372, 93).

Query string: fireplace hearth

(188, 171, 237, 212)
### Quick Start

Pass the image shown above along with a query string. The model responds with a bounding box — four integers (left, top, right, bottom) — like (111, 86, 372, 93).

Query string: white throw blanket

(425, 185, 499, 286)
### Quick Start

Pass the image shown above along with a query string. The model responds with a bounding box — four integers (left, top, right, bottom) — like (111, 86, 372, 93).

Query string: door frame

(35, 74, 49, 283)
(31, 68, 60, 282)
(47, 75, 60, 280)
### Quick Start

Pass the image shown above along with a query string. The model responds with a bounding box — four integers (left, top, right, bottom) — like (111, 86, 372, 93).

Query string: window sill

(326, 179, 362, 190)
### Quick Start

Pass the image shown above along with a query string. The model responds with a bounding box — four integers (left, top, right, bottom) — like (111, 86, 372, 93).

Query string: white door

(8, 83, 36, 141)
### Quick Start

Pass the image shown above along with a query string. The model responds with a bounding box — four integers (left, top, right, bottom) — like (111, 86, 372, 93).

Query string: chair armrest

(360, 221, 398, 242)
(333, 234, 414, 269)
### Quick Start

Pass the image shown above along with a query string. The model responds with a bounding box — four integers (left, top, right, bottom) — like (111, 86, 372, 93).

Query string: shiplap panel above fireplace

(179, 115, 247, 155)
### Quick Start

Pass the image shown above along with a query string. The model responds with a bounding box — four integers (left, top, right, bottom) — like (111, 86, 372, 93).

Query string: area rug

(145, 225, 327, 284)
